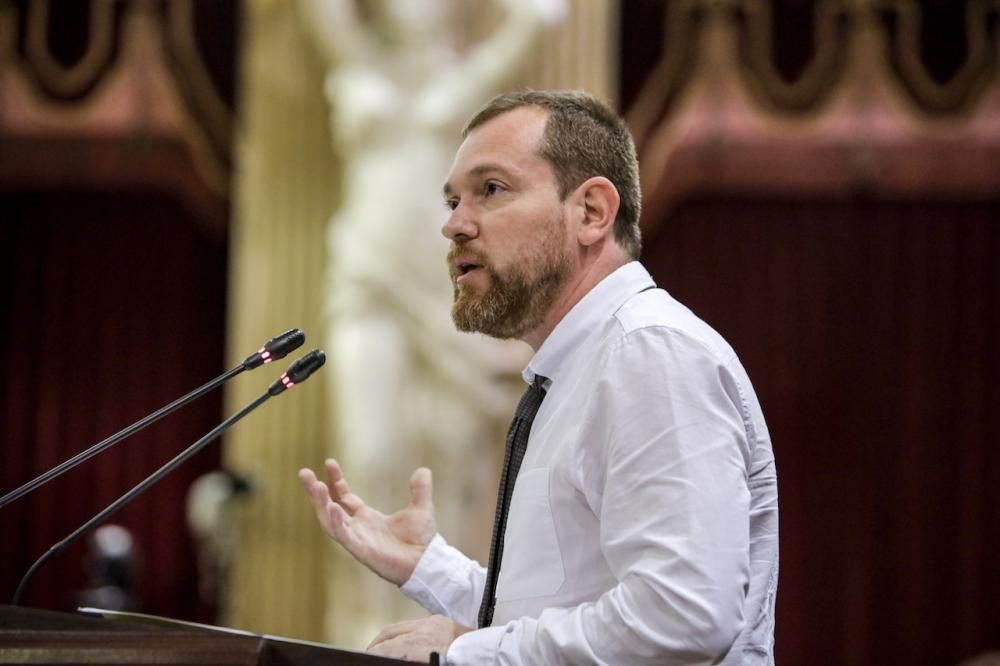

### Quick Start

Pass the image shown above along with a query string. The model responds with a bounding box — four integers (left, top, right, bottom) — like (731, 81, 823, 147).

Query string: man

(299, 90, 779, 664)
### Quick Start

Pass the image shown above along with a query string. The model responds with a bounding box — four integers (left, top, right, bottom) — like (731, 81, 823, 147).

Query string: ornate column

(221, 0, 337, 641)
(520, 0, 617, 104)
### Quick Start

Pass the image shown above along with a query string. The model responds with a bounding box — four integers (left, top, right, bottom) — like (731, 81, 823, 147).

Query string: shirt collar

(523, 261, 656, 388)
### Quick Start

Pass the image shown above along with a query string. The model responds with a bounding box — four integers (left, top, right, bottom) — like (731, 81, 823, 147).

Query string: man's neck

(521, 253, 631, 350)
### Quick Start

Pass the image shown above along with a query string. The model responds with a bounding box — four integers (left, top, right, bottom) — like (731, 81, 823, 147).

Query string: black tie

(478, 375, 548, 628)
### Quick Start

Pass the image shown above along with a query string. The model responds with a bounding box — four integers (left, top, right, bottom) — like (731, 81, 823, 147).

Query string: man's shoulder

(610, 288, 738, 363)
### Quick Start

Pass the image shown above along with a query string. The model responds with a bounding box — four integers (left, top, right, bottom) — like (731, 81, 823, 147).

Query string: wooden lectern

(0, 605, 433, 665)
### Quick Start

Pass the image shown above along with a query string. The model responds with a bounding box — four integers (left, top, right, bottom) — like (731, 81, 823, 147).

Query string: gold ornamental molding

(166, 0, 233, 157)
(738, 0, 847, 111)
(0, 1, 15, 63)
(25, 0, 116, 98)
(0, 0, 233, 218)
(889, 0, 996, 113)
(627, 0, 699, 150)
(629, 0, 1000, 229)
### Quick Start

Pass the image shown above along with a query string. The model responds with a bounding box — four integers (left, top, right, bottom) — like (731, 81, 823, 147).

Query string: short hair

(463, 90, 642, 259)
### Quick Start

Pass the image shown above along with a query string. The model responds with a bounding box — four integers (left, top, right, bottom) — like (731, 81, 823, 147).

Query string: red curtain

(0, 190, 227, 621)
(643, 195, 1000, 665)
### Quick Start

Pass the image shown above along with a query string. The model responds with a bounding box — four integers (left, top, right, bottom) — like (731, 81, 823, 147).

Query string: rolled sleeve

(400, 534, 487, 627)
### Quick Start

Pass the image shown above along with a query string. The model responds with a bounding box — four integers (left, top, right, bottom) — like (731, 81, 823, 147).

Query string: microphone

(0, 329, 306, 511)
(242, 329, 306, 369)
(12, 349, 326, 606)
(266, 348, 328, 395)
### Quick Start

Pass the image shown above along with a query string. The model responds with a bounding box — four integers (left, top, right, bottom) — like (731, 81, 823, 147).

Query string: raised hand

(298, 459, 437, 585)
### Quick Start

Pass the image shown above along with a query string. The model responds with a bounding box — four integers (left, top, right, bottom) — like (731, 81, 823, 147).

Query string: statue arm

(298, 0, 375, 67)
(413, 0, 565, 128)
(444, 0, 566, 116)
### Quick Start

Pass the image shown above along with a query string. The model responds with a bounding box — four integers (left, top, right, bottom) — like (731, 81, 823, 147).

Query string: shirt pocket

(495, 466, 565, 602)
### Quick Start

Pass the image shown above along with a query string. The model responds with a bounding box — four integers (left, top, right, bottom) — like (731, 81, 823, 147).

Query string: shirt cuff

(445, 625, 512, 666)
(400, 534, 474, 618)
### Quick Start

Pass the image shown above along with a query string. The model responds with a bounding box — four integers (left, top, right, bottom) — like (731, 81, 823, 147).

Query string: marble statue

(299, 0, 563, 644)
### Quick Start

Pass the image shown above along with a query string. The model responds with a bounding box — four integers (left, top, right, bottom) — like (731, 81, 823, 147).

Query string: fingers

(409, 467, 433, 511)
(367, 618, 425, 650)
(298, 468, 342, 525)
(298, 465, 355, 524)
(298, 467, 362, 545)
(365, 636, 427, 662)
(324, 458, 365, 513)
(320, 501, 360, 549)
(366, 616, 464, 661)
(305, 460, 426, 516)
(297, 467, 331, 515)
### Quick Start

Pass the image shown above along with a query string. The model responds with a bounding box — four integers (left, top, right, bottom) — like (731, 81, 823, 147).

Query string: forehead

(444, 107, 552, 193)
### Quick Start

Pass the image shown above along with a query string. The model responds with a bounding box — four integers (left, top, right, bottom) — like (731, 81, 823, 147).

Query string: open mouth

(449, 249, 488, 285)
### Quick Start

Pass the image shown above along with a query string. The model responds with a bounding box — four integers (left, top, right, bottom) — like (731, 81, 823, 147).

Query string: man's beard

(449, 221, 570, 340)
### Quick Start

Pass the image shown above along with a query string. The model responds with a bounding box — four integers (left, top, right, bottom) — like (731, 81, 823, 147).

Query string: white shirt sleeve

(400, 533, 487, 628)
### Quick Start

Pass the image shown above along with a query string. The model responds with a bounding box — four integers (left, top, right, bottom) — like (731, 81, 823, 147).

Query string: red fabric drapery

(644, 195, 1000, 665)
(0, 190, 227, 621)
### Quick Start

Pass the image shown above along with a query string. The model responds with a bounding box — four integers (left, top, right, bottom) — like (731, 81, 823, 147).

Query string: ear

(573, 177, 620, 248)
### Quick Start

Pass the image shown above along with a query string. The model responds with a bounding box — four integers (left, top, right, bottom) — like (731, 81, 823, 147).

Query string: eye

(484, 181, 505, 197)
(444, 197, 459, 211)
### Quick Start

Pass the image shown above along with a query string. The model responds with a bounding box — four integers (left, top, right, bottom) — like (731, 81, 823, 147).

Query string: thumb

(409, 467, 433, 510)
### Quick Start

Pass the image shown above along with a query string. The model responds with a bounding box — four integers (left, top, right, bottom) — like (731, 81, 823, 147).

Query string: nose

(441, 203, 478, 242)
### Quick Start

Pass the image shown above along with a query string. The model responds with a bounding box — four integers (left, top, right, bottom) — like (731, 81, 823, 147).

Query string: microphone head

(267, 350, 326, 396)
(286, 349, 326, 382)
(243, 329, 305, 369)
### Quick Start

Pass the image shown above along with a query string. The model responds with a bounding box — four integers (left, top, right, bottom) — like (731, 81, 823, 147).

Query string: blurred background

(1, 1, 998, 664)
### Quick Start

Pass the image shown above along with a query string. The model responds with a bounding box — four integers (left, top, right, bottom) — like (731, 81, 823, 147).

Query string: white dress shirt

(401, 262, 779, 665)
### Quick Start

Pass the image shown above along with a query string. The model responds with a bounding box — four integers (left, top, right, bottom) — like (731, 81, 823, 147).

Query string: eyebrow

(442, 163, 514, 198)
